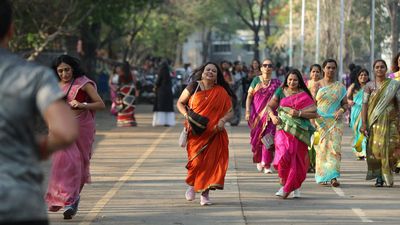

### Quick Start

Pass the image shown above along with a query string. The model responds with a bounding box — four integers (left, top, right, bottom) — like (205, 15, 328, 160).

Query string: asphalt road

(46, 103, 400, 225)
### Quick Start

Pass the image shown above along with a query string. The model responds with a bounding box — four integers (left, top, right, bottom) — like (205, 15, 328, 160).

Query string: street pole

(338, 0, 345, 81)
(370, 0, 375, 79)
(315, 0, 320, 63)
(300, 0, 305, 70)
(289, 0, 293, 67)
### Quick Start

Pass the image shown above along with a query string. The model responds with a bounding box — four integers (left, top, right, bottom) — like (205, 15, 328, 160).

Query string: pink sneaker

(185, 186, 195, 201)
(200, 190, 212, 206)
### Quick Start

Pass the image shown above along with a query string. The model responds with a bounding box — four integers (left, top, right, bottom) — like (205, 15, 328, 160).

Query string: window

(213, 44, 231, 53)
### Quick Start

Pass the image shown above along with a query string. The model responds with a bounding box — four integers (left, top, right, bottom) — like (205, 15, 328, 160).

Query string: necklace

(261, 76, 271, 86)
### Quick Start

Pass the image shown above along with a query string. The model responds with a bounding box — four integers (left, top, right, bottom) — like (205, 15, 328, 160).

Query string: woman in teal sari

(312, 59, 348, 187)
(360, 59, 400, 187)
(347, 69, 370, 160)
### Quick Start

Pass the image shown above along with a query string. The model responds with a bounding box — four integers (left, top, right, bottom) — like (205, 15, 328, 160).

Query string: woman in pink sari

(245, 59, 281, 173)
(267, 69, 318, 199)
(46, 55, 105, 219)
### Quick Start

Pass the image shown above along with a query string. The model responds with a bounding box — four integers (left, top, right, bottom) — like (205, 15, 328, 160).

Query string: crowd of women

(177, 53, 400, 206)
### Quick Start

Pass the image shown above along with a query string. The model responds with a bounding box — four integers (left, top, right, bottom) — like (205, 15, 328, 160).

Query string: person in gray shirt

(0, 1, 78, 224)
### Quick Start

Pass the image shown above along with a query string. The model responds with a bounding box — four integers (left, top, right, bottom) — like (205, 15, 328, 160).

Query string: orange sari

(185, 85, 232, 193)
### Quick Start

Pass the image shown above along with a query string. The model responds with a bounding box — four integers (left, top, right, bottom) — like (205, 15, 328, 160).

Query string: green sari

(365, 79, 400, 185)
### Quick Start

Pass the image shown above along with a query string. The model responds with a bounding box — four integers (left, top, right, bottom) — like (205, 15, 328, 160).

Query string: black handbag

(187, 108, 209, 135)
(187, 81, 209, 135)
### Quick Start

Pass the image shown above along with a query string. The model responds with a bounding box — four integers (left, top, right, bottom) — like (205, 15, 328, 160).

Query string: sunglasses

(262, 64, 273, 68)
(57, 67, 71, 74)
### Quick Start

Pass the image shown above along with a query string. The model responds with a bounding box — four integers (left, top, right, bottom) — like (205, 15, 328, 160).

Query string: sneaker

(275, 187, 284, 197)
(185, 186, 195, 201)
(293, 189, 301, 198)
(256, 163, 263, 172)
(264, 168, 273, 174)
(200, 191, 212, 206)
(63, 196, 80, 220)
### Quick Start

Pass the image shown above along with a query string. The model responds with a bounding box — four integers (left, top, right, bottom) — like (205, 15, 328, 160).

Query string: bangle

(183, 113, 187, 118)
(220, 119, 226, 123)
(298, 110, 302, 117)
(339, 107, 345, 113)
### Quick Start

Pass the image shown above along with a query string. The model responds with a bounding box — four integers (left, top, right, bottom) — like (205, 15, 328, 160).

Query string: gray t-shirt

(0, 48, 64, 222)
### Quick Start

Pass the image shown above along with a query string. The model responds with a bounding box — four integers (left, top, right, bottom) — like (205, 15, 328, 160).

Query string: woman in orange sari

(177, 62, 234, 206)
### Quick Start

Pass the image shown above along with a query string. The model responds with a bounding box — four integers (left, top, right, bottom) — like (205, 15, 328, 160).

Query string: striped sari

(314, 82, 346, 183)
(365, 79, 400, 185)
(273, 88, 316, 193)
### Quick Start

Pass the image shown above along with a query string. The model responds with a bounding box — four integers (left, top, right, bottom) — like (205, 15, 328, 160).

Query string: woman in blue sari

(347, 69, 370, 160)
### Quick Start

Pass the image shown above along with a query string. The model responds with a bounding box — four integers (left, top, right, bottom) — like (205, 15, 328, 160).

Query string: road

(47, 103, 400, 225)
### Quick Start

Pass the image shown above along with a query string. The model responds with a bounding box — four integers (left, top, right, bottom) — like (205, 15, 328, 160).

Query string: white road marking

(332, 187, 345, 197)
(79, 128, 172, 225)
(352, 208, 373, 222)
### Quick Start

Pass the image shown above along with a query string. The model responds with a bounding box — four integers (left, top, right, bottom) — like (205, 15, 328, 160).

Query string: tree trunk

(253, 30, 260, 61)
(80, 22, 101, 80)
(387, 0, 399, 60)
(201, 28, 211, 64)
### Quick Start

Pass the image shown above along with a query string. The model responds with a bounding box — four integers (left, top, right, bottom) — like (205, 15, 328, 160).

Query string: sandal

(375, 177, 384, 187)
(330, 178, 340, 187)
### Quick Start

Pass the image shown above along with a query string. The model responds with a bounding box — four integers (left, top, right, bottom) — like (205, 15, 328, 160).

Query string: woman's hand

(360, 124, 368, 136)
(69, 100, 85, 109)
(334, 109, 344, 120)
(288, 109, 299, 117)
(271, 115, 280, 125)
(216, 119, 226, 131)
(245, 111, 250, 121)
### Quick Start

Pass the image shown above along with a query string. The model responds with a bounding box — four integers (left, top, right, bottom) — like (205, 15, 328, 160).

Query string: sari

(314, 82, 346, 183)
(116, 84, 137, 127)
(350, 89, 367, 157)
(365, 79, 400, 185)
(273, 88, 315, 194)
(248, 77, 281, 165)
(388, 71, 400, 80)
(185, 85, 232, 193)
(306, 81, 319, 170)
(46, 76, 96, 208)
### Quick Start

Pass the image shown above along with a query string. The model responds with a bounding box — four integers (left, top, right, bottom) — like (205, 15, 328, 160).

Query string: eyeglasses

(57, 67, 71, 74)
(262, 64, 273, 68)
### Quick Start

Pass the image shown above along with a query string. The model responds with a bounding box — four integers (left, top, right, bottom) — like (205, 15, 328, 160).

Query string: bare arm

(176, 88, 191, 118)
(69, 83, 106, 110)
(245, 91, 253, 121)
(38, 100, 79, 159)
(266, 96, 280, 125)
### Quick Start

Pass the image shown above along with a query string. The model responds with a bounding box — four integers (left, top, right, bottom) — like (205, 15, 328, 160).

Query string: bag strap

(189, 81, 200, 109)
(64, 78, 76, 100)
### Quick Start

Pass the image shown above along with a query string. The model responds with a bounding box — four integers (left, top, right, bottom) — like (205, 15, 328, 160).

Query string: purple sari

(248, 77, 281, 165)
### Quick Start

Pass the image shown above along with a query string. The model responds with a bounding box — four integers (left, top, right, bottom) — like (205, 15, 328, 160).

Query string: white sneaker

(256, 163, 263, 172)
(185, 186, 195, 201)
(200, 191, 212, 206)
(264, 168, 273, 174)
(275, 187, 284, 197)
(293, 189, 300, 198)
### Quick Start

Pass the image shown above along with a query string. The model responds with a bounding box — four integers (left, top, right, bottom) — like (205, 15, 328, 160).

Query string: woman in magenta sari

(46, 55, 105, 219)
(245, 59, 281, 173)
(267, 69, 318, 199)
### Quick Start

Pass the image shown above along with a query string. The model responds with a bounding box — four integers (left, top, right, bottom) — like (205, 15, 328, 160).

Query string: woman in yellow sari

(176, 62, 234, 206)
(312, 59, 348, 187)
(360, 59, 400, 187)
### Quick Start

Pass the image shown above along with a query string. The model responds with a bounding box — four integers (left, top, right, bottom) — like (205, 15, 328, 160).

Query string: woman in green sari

(360, 59, 400, 187)
(312, 59, 348, 187)
(347, 69, 370, 160)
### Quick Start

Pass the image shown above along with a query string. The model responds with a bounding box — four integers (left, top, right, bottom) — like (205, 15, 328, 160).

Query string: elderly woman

(176, 62, 234, 206)
(46, 55, 105, 219)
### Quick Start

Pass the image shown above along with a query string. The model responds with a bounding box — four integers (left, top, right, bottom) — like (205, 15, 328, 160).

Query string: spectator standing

(152, 61, 176, 127)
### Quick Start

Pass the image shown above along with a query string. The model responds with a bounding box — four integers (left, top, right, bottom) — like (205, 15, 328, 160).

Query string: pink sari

(46, 76, 96, 208)
(273, 90, 315, 194)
